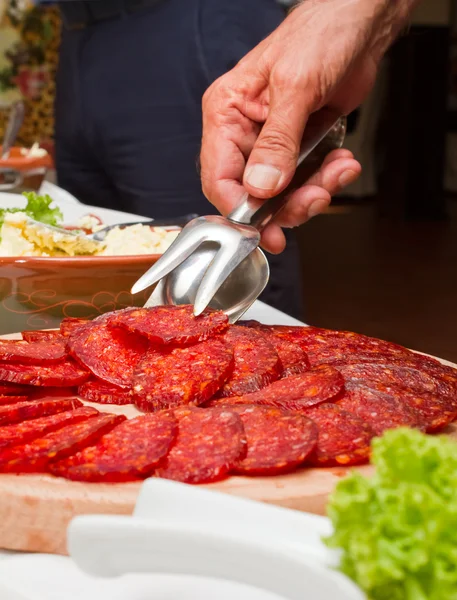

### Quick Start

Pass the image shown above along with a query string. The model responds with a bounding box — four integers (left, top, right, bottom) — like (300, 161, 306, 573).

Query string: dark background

(295, 0, 457, 363)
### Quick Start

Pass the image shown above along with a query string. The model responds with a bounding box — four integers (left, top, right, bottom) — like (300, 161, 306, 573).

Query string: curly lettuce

(21, 192, 63, 225)
(0, 192, 63, 238)
(325, 428, 457, 600)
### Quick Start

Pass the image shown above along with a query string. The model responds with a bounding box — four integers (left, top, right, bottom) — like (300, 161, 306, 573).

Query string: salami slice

(240, 322, 309, 377)
(156, 407, 246, 484)
(228, 405, 318, 476)
(110, 305, 229, 346)
(0, 397, 82, 426)
(217, 326, 281, 398)
(0, 358, 90, 387)
(256, 325, 414, 366)
(337, 383, 425, 435)
(78, 380, 132, 405)
(0, 382, 34, 395)
(0, 413, 125, 473)
(0, 406, 99, 451)
(295, 327, 409, 353)
(393, 388, 457, 432)
(50, 413, 177, 482)
(242, 325, 325, 354)
(336, 362, 456, 400)
(21, 330, 62, 343)
(344, 380, 457, 433)
(29, 386, 80, 399)
(305, 403, 374, 467)
(67, 314, 148, 389)
(208, 365, 344, 411)
(0, 395, 29, 406)
(0, 340, 66, 364)
(60, 317, 89, 337)
(133, 339, 234, 412)
(386, 353, 457, 390)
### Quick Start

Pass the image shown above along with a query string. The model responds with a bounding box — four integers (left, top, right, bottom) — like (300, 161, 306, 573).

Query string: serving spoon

(133, 108, 347, 322)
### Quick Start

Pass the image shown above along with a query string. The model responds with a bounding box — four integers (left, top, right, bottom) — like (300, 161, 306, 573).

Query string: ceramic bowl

(0, 254, 157, 335)
(0, 146, 53, 193)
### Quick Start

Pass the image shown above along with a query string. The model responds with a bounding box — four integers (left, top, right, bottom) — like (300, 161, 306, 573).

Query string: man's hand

(200, 0, 419, 253)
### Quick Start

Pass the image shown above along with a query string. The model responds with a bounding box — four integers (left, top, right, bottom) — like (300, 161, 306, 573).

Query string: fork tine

(193, 240, 258, 316)
(131, 226, 204, 294)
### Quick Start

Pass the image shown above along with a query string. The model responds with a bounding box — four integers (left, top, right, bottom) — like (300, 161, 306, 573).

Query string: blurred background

(0, 0, 456, 362)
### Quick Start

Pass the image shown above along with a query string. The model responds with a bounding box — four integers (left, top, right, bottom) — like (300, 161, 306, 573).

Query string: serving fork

(132, 108, 347, 322)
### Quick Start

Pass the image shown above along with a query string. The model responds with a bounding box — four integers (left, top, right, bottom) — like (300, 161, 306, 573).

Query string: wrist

(368, 0, 422, 61)
(292, 0, 422, 59)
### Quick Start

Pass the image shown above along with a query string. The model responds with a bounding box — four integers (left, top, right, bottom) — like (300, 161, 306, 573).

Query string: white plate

(0, 556, 286, 600)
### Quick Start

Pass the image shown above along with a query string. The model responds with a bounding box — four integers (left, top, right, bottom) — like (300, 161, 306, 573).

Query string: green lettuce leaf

(0, 193, 63, 241)
(325, 428, 457, 600)
(21, 192, 63, 226)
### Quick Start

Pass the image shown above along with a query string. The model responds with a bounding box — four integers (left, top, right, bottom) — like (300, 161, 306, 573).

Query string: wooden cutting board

(0, 332, 456, 556)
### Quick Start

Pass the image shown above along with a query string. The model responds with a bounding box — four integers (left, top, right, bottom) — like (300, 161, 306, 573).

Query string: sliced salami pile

(0, 308, 453, 484)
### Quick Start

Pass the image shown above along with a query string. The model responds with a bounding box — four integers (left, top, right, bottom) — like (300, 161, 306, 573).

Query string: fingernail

(245, 164, 282, 190)
(307, 199, 329, 219)
(338, 169, 358, 188)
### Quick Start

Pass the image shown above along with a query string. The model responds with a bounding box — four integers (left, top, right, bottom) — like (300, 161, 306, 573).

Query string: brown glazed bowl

(0, 254, 159, 335)
(0, 146, 53, 193)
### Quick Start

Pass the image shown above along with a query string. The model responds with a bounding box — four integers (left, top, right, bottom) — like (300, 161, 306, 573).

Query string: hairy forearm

(291, 0, 422, 61)
(366, 0, 423, 58)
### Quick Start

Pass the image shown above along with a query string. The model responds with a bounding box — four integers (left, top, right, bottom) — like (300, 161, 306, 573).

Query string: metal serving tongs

(132, 108, 347, 322)
(1, 100, 25, 160)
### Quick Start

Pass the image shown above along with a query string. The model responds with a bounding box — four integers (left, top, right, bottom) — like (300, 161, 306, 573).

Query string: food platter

(0, 306, 456, 557)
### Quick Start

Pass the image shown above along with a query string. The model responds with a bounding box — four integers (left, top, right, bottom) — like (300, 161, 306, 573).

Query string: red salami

(393, 388, 457, 432)
(240, 322, 309, 377)
(21, 330, 62, 343)
(0, 406, 99, 451)
(255, 325, 414, 366)
(296, 327, 410, 354)
(228, 405, 318, 476)
(386, 353, 457, 389)
(0, 340, 66, 364)
(50, 413, 177, 482)
(0, 395, 29, 406)
(133, 339, 234, 412)
(67, 314, 148, 389)
(78, 380, 132, 405)
(243, 324, 325, 354)
(0, 358, 90, 387)
(0, 382, 34, 395)
(156, 407, 246, 484)
(0, 412, 125, 473)
(241, 322, 322, 341)
(336, 362, 456, 400)
(110, 305, 228, 346)
(217, 326, 281, 398)
(29, 386, 80, 399)
(337, 383, 425, 435)
(0, 397, 82, 426)
(208, 365, 344, 411)
(305, 403, 374, 467)
(60, 318, 89, 337)
(344, 380, 457, 433)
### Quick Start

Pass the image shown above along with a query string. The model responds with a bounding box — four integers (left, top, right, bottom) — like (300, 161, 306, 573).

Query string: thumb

(243, 87, 310, 198)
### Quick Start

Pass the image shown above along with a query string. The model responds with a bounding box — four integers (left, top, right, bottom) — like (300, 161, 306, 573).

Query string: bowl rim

(0, 253, 162, 265)
(0, 146, 53, 170)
